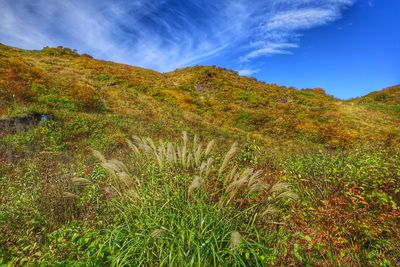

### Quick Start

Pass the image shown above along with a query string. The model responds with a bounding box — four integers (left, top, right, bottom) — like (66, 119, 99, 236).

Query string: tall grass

(88, 132, 297, 266)
(127, 131, 215, 170)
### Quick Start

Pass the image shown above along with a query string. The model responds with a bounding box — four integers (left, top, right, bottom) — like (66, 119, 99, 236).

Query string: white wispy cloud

(0, 0, 355, 72)
(240, 0, 355, 61)
(265, 8, 337, 31)
(238, 68, 261, 76)
(241, 43, 299, 62)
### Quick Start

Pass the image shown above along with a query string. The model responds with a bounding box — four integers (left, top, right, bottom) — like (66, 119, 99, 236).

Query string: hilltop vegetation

(0, 44, 399, 266)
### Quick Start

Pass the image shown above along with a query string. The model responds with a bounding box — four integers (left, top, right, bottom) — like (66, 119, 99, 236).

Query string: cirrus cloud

(0, 0, 355, 71)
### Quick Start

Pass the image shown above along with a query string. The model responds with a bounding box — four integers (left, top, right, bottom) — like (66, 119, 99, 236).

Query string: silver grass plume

(227, 165, 238, 183)
(248, 183, 265, 194)
(92, 149, 106, 163)
(269, 182, 290, 193)
(186, 153, 193, 169)
(188, 176, 202, 196)
(199, 161, 207, 176)
(204, 139, 215, 156)
(181, 131, 188, 167)
(108, 159, 128, 172)
(261, 206, 279, 216)
(205, 158, 213, 177)
(247, 169, 263, 187)
(218, 142, 238, 176)
(63, 192, 77, 199)
(167, 142, 176, 163)
(275, 190, 298, 200)
(194, 143, 203, 166)
(71, 177, 91, 186)
(193, 134, 199, 155)
(126, 139, 140, 155)
(230, 231, 242, 249)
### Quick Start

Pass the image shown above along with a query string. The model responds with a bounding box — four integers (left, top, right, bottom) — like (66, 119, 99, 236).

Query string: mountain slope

(1, 43, 399, 148)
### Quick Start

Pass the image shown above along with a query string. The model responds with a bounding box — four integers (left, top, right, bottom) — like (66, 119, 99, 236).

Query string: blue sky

(0, 0, 399, 99)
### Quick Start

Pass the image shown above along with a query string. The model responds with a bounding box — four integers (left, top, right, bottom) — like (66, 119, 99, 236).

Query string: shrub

(284, 148, 400, 265)
(0, 58, 46, 104)
(69, 85, 106, 112)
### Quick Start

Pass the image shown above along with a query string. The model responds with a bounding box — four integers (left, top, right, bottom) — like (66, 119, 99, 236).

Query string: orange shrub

(0, 58, 46, 103)
(69, 85, 105, 112)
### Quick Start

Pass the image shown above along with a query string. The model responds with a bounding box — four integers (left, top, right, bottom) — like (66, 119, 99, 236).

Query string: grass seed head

(230, 231, 242, 249)
(151, 228, 165, 239)
(219, 142, 238, 176)
(91, 149, 106, 163)
(205, 139, 215, 156)
(71, 177, 91, 186)
(63, 192, 77, 199)
(188, 176, 202, 196)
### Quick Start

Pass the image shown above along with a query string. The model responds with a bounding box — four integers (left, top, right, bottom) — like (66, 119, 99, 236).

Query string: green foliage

(42, 46, 79, 57)
(239, 141, 260, 165)
(3, 120, 65, 152)
(234, 90, 263, 106)
(283, 147, 400, 265)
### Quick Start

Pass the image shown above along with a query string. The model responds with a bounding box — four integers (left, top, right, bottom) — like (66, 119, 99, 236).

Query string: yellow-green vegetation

(0, 44, 399, 266)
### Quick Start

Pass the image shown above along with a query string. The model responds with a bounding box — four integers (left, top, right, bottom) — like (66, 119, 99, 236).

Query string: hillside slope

(1, 44, 399, 148)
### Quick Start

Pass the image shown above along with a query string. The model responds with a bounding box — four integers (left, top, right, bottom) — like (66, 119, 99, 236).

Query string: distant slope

(1, 43, 399, 148)
(352, 85, 400, 117)
(359, 85, 400, 105)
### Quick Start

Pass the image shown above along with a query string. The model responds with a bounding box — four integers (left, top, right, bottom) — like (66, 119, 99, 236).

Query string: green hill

(1, 44, 399, 266)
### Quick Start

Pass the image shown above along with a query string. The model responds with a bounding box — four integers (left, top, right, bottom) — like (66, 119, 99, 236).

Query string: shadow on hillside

(0, 112, 54, 134)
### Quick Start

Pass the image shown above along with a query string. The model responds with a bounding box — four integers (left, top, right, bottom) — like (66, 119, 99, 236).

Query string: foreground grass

(1, 132, 399, 266)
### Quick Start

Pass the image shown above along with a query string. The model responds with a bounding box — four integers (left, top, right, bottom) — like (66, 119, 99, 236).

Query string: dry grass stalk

(248, 170, 263, 186)
(199, 161, 207, 176)
(126, 139, 140, 155)
(92, 149, 106, 163)
(218, 142, 238, 176)
(261, 206, 279, 216)
(275, 190, 298, 200)
(205, 158, 213, 177)
(93, 149, 139, 191)
(269, 182, 290, 193)
(188, 176, 202, 196)
(63, 192, 77, 199)
(205, 140, 215, 156)
(71, 177, 91, 186)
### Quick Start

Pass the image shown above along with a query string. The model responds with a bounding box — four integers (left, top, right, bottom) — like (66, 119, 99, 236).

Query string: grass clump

(86, 132, 296, 266)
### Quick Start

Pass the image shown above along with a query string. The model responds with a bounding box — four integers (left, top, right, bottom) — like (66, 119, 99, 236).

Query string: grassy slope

(1, 44, 399, 147)
(0, 44, 399, 266)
